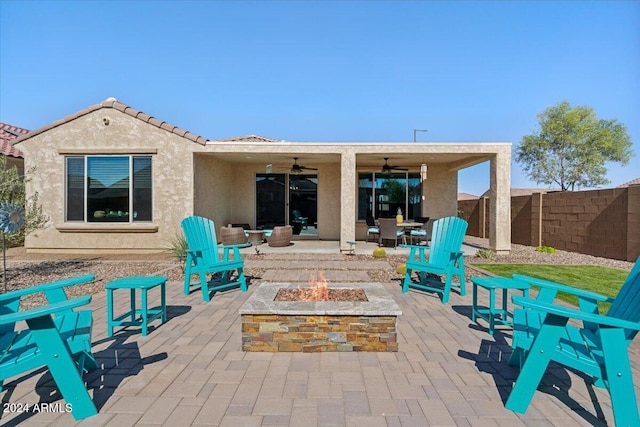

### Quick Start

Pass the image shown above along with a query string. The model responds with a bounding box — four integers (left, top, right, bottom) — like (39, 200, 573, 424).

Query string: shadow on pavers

(458, 333, 608, 426)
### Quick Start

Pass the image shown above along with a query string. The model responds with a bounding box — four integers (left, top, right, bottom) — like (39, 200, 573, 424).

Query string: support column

(531, 192, 543, 247)
(627, 184, 640, 261)
(340, 150, 357, 249)
(480, 197, 487, 239)
(489, 149, 511, 254)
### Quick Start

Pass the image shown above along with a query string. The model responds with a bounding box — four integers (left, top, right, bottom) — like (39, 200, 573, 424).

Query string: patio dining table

(397, 221, 422, 228)
(397, 221, 423, 244)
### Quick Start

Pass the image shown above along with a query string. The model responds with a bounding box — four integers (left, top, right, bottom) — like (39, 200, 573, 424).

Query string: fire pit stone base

(241, 314, 398, 352)
(240, 282, 402, 352)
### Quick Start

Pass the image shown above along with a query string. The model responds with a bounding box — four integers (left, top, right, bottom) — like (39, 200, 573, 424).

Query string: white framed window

(65, 155, 152, 223)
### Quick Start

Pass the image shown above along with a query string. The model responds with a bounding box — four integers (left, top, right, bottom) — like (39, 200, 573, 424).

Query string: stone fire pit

(240, 282, 402, 352)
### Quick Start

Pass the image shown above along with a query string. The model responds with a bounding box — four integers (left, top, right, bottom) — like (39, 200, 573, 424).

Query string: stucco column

(489, 149, 511, 254)
(340, 150, 357, 248)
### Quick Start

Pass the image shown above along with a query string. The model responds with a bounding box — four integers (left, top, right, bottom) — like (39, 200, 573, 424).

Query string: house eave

(12, 98, 210, 147)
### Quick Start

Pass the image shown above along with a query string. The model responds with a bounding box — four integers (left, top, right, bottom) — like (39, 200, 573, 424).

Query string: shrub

(475, 249, 496, 260)
(165, 230, 188, 264)
(0, 157, 48, 247)
(396, 263, 407, 275)
(536, 245, 557, 254)
(372, 247, 386, 258)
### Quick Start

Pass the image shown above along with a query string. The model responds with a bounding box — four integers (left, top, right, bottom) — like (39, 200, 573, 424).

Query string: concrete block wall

(459, 185, 640, 262)
(626, 185, 640, 262)
(542, 188, 627, 259)
(458, 199, 481, 237)
(511, 195, 532, 246)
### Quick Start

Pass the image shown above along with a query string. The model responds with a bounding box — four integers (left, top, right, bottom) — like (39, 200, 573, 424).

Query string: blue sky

(1, 1, 638, 196)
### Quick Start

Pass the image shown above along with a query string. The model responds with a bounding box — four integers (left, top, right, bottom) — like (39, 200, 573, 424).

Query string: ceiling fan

(290, 157, 317, 174)
(381, 157, 408, 173)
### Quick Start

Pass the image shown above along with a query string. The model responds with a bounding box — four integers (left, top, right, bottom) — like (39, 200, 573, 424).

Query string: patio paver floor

(1, 256, 636, 426)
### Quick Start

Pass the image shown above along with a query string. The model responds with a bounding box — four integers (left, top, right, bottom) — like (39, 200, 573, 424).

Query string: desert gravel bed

(2, 238, 634, 308)
(464, 236, 635, 270)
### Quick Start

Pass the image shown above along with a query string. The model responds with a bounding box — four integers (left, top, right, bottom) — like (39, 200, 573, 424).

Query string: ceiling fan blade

(381, 157, 408, 172)
(382, 158, 405, 170)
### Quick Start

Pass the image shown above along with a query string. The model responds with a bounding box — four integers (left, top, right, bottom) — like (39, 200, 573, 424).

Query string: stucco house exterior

(13, 98, 512, 254)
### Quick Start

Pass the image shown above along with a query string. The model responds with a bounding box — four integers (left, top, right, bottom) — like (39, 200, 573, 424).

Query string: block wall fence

(458, 185, 640, 262)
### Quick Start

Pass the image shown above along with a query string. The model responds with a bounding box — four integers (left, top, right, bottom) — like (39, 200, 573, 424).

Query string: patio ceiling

(201, 152, 492, 172)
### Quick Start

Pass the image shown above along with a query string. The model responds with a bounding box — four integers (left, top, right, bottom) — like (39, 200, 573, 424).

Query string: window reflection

(88, 156, 129, 222)
(65, 155, 152, 223)
(358, 172, 422, 220)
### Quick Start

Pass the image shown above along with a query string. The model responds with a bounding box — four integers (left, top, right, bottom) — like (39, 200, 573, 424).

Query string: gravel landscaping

(2, 238, 634, 308)
(464, 236, 635, 270)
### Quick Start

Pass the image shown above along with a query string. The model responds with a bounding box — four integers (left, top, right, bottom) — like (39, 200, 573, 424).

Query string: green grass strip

(473, 264, 629, 311)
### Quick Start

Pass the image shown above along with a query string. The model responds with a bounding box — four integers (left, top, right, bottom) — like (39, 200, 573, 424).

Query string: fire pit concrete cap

(240, 282, 402, 316)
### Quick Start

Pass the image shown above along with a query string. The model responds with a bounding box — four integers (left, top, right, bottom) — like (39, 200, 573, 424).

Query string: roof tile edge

(12, 97, 210, 146)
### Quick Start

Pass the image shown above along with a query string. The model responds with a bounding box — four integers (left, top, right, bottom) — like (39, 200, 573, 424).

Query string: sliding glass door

(256, 173, 318, 236)
(256, 174, 286, 229)
(289, 175, 317, 235)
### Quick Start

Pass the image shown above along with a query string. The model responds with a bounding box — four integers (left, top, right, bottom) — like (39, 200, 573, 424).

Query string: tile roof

(457, 192, 479, 200)
(617, 177, 640, 188)
(214, 134, 282, 142)
(0, 122, 29, 158)
(12, 97, 210, 147)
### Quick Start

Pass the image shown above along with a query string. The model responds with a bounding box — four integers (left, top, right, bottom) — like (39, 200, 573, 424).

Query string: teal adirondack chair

(0, 275, 98, 421)
(181, 215, 250, 302)
(505, 258, 640, 426)
(402, 216, 468, 303)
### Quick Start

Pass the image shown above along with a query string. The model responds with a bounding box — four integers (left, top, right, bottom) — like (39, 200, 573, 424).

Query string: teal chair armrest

(221, 242, 250, 262)
(512, 274, 614, 304)
(511, 295, 640, 330)
(400, 244, 431, 262)
(451, 251, 463, 259)
(0, 274, 95, 302)
(221, 243, 251, 249)
(0, 295, 92, 325)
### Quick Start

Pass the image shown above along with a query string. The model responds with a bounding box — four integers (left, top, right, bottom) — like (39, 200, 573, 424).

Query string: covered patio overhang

(193, 141, 511, 254)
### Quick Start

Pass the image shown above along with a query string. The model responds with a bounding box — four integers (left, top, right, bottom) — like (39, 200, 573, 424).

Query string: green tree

(382, 179, 405, 203)
(516, 101, 633, 191)
(0, 157, 48, 247)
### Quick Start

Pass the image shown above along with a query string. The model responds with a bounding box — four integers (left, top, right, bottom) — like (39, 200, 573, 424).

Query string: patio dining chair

(409, 216, 430, 244)
(365, 216, 379, 243)
(378, 218, 404, 248)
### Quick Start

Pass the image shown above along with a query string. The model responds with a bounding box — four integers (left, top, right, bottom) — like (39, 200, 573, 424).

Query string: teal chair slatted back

(428, 217, 468, 266)
(180, 215, 248, 302)
(402, 216, 468, 303)
(606, 258, 640, 340)
(181, 215, 221, 265)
